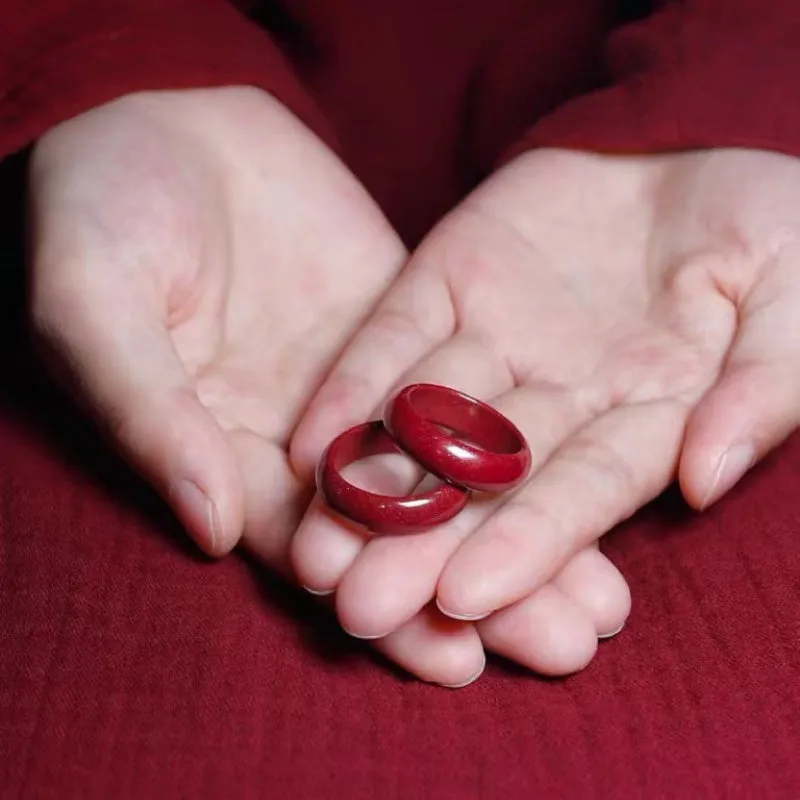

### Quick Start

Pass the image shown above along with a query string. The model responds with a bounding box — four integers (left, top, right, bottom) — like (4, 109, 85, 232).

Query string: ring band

(384, 383, 531, 492)
(316, 420, 469, 535)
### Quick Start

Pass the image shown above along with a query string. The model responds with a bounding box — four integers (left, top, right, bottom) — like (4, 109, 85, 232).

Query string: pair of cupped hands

(29, 86, 800, 687)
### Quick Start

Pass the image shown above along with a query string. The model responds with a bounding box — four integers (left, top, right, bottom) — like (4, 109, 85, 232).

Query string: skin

(27, 86, 627, 688)
(290, 145, 800, 668)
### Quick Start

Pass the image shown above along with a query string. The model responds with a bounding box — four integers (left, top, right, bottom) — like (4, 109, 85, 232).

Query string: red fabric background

(2, 1, 800, 797)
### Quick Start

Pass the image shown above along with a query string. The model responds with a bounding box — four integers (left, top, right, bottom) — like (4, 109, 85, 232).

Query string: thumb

(679, 271, 800, 510)
(30, 265, 243, 556)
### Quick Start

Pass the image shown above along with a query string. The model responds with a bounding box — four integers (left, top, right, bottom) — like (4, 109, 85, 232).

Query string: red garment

(3, 1, 800, 240)
(2, 2, 800, 797)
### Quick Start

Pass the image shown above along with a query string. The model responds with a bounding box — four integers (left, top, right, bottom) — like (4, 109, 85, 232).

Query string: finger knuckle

(567, 436, 643, 508)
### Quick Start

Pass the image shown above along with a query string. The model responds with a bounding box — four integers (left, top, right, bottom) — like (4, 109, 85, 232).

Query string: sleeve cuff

(0, 3, 333, 158)
(503, 3, 800, 163)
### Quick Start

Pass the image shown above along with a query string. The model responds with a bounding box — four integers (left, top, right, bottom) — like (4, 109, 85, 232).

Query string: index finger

(289, 260, 454, 476)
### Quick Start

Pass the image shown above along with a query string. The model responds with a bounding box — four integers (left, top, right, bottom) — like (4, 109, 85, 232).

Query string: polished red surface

(384, 384, 532, 493)
(316, 420, 469, 535)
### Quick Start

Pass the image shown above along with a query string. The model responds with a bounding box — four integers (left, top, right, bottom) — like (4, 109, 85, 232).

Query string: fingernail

(439, 656, 486, 689)
(302, 585, 335, 597)
(341, 625, 385, 641)
(435, 598, 490, 622)
(701, 443, 755, 509)
(173, 479, 219, 552)
(598, 621, 626, 640)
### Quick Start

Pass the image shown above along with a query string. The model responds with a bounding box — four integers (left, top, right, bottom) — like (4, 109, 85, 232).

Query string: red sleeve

(508, 1, 800, 160)
(0, 1, 331, 159)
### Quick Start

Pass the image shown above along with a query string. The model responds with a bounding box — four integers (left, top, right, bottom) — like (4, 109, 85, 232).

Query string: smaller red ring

(316, 420, 469, 535)
(384, 383, 531, 492)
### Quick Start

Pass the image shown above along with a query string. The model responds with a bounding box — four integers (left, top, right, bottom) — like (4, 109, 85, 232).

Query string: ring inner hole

(341, 452, 438, 495)
(334, 423, 443, 496)
(409, 386, 520, 453)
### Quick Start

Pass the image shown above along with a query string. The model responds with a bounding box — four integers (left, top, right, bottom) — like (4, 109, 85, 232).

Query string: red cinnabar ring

(384, 383, 531, 492)
(316, 420, 469, 535)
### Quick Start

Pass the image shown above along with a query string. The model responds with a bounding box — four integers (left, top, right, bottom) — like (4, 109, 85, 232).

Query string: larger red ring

(384, 383, 531, 492)
(316, 420, 469, 535)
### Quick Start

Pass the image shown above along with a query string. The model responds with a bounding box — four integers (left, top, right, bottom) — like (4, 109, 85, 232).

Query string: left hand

(28, 87, 489, 687)
(288, 147, 800, 670)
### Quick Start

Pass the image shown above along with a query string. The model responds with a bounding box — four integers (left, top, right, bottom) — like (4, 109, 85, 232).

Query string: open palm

(28, 86, 493, 685)
(291, 147, 800, 672)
